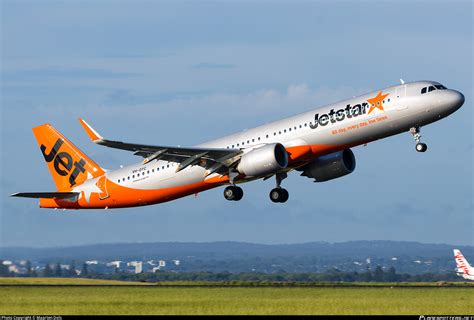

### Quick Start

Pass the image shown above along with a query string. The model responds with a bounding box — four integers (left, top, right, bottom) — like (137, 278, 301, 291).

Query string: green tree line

(0, 260, 460, 282)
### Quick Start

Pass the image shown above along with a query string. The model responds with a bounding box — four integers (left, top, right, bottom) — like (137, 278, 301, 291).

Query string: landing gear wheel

(410, 127, 428, 153)
(270, 188, 289, 203)
(224, 186, 243, 201)
(415, 143, 427, 152)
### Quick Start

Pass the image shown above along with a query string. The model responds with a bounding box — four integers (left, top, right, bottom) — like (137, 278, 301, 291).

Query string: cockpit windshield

(421, 84, 447, 94)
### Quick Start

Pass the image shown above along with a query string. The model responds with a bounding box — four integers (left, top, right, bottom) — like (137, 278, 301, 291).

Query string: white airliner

(453, 249, 474, 281)
(12, 80, 464, 209)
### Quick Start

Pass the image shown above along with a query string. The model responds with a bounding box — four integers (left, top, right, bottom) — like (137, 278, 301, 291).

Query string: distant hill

(1, 240, 472, 261)
(1, 240, 473, 274)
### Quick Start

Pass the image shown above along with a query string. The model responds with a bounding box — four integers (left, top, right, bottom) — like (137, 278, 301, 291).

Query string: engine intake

(237, 143, 288, 177)
(300, 149, 356, 182)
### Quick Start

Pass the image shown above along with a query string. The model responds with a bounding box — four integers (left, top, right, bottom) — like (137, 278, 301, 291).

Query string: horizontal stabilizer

(11, 192, 80, 199)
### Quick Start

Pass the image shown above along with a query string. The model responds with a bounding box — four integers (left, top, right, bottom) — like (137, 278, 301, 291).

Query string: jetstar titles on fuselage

(310, 91, 389, 130)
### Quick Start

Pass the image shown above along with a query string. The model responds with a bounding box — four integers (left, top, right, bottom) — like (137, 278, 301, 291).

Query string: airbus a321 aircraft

(453, 249, 474, 281)
(12, 80, 464, 209)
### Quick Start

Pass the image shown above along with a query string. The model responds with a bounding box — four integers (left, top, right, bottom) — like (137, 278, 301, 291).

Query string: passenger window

(258, 137, 260, 141)
(299, 125, 302, 128)
(127, 177, 130, 180)
(304, 123, 307, 127)
(284, 129, 286, 133)
(252, 139, 255, 142)
(428, 86, 435, 92)
(266, 135, 269, 138)
(421, 87, 427, 94)
(232, 145, 234, 148)
(289, 128, 291, 132)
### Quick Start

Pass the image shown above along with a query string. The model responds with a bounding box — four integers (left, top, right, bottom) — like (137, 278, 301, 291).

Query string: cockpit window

(422, 84, 447, 94)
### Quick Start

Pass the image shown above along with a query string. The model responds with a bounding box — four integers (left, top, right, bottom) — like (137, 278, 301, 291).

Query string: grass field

(1, 278, 473, 315)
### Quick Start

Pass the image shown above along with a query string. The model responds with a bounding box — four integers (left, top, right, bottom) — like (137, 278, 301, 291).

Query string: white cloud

(287, 84, 309, 99)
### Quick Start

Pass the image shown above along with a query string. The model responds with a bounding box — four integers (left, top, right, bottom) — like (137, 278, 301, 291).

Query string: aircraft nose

(438, 90, 465, 114)
(448, 90, 465, 111)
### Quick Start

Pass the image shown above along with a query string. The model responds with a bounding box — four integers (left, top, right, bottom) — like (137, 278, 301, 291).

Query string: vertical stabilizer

(454, 249, 472, 275)
(32, 124, 104, 191)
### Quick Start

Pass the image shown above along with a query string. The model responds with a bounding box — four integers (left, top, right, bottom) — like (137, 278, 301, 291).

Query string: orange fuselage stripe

(39, 143, 351, 209)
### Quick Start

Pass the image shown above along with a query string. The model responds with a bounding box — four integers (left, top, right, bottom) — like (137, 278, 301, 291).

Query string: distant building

(128, 261, 143, 273)
(107, 261, 122, 269)
(86, 260, 98, 265)
(158, 260, 166, 268)
(8, 265, 20, 273)
(173, 260, 180, 266)
(146, 260, 156, 266)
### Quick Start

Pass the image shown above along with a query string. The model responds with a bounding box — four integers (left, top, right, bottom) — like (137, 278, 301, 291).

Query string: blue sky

(1, 1, 472, 247)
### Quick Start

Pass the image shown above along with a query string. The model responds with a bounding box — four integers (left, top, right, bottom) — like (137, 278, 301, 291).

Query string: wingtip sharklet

(78, 118, 104, 142)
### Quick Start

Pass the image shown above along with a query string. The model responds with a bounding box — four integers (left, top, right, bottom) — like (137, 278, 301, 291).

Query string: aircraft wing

(79, 118, 242, 174)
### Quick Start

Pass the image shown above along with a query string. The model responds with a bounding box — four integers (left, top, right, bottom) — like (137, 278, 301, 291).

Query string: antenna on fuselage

(399, 79, 405, 84)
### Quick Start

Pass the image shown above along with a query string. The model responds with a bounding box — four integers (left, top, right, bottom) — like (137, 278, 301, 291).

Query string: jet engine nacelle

(237, 143, 289, 177)
(300, 149, 356, 182)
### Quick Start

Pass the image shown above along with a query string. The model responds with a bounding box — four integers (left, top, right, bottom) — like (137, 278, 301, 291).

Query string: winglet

(79, 118, 104, 142)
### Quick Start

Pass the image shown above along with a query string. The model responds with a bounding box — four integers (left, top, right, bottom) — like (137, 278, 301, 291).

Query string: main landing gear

(224, 170, 243, 201)
(410, 127, 428, 153)
(223, 185, 243, 201)
(270, 172, 289, 203)
(223, 171, 290, 203)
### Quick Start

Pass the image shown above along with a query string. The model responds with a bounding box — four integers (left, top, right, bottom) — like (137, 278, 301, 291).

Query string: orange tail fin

(32, 124, 104, 191)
